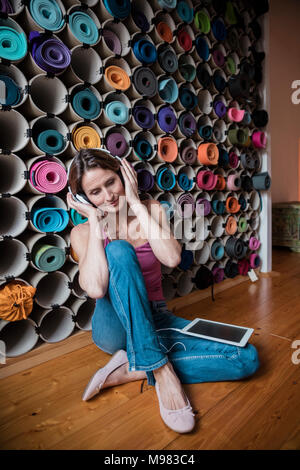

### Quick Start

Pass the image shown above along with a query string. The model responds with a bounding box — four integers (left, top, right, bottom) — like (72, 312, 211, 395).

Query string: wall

(269, 0, 300, 203)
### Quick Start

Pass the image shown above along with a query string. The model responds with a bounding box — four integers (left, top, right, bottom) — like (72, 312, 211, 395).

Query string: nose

(103, 188, 114, 202)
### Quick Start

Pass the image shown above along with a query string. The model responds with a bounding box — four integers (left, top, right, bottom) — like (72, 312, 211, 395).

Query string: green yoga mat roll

(33, 244, 66, 272)
(0, 26, 27, 61)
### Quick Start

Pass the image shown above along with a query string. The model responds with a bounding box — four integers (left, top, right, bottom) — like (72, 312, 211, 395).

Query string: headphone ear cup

(76, 193, 92, 205)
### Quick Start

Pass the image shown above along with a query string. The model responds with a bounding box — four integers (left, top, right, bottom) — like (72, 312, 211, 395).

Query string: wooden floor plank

(1, 248, 300, 450)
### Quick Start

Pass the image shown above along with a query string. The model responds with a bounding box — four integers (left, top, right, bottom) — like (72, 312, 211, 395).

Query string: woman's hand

(66, 192, 108, 221)
(119, 158, 141, 210)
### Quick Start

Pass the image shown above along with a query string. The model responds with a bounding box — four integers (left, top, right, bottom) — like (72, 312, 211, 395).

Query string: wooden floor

(0, 247, 300, 450)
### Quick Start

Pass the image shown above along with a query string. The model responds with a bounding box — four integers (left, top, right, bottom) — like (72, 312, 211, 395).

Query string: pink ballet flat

(82, 349, 128, 401)
(155, 382, 195, 434)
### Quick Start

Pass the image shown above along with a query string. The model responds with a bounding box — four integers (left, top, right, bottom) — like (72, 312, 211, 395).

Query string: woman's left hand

(120, 158, 141, 210)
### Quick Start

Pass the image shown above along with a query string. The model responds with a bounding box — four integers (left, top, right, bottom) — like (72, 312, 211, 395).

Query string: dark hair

(68, 148, 123, 195)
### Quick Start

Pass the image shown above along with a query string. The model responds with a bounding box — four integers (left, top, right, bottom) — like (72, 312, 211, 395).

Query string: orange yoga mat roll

(225, 216, 237, 235)
(197, 143, 219, 165)
(157, 136, 178, 162)
(104, 65, 131, 90)
(156, 22, 173, 43)
(225, 196, 241, 213)
(215, 175, 226, 190)
(72, 126, 101, 150)
(0, 281, 36, 321)
(70, 246, 79, 263)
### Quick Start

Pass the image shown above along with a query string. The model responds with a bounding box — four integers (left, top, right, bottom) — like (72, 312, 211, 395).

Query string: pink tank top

(103, 232, 165, 302)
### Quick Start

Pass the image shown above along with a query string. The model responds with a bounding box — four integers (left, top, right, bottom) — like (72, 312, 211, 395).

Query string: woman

(67, 148, 260, 434)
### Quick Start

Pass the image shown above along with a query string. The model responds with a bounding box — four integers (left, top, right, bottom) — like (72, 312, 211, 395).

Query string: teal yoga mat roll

(34, 243, 66, 271)
(105, 100, 129, 124)
(32, 207, 69, 232)
(68, 11, 99, 45)
(72, 88, 101, 120)
(37, 129, 65, 154)
(29, 0, 65, 31)
(158, 77, 178, 104)
(70, 208, 87, 226)
(156, 167, 176, 190)
(0, 26, 27, 61)
(0, 75, 21, 106)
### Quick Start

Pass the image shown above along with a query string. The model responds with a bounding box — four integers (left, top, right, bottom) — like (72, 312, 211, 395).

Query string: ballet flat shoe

(82, 349, 128, 401)
(155, 381, 195, 434)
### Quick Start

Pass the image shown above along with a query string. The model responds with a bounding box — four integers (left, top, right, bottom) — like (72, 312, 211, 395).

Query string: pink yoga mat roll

(29, 160, 67, 193)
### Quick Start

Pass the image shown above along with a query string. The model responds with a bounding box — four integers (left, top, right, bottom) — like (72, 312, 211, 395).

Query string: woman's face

(81, 167, 125, 213)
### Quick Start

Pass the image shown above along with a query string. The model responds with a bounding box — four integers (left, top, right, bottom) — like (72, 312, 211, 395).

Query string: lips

(109, 198, 119, 206)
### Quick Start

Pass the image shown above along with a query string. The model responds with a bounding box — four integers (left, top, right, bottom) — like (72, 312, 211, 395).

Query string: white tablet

(181, 318, 254, 347)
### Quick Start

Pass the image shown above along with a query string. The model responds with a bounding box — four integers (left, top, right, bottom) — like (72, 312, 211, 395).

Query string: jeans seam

(109, 271, 136, 370)
(171, 355, 227, 361)
(133, 356, 169, 372)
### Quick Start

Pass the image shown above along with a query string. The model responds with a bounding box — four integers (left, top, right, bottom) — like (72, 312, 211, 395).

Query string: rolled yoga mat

(249, 237, 261, 251)
(70, 208, 87, 226)
(0, 75, 21, 106)
(252, 172, 271, 190)
(0, 0, 14, 14)
(132, 67, 157, 97)
(32, 207, 69, 232)
(196, 170, 218, 190)
(103, 0, 131, 20)
(238, 259, 250, 276)
(177, 171, 193, 191)
(68, 10, 99, 45)
(178, 56, 196, 82)
(136, 168, 154, 191)
(195, 35, 210, 61)
(105, 100, 129, 125)
(196, 197, 211, 216)
(158, 45, 178, 73)
(29, 0, 65, 31)
(176, 193, 195, 216)
(180, 143, 197, 165)
(156, 166, 176, 191)
(157, 106, 177, 133)
(197, 143, 219, 166)
(71, 88, 101, 120)
(177, 27, 193, 52)
(132, 38, 157, 64)
(157, 136, 178, 162)
(132, 105, 155, 129)
(36, 129, 66, 154)
(29, 31, 71, 74)
(0, 25, 27, 61)
(72, 125, 101, 150)
(179, 86, 197, 110)
(133, 134, 153, 161)
(29, 160, 67, 193)
(105, 65, 131, 91)
(33, 243, 66, 271)
(194, 9, 210, 34)
(102, 28, 122, 55)
(224, 236, 245, 259)
(105, 131, 129, 157)
(158, 77, 178, 103)
(155, 21, 173, 43)
(178, 112, 196, 137)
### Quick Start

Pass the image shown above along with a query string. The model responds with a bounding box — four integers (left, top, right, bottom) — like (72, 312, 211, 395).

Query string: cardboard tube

(0, 238, 29, 280)
(27, 115, 69, 156)
(131, 130, 156, 162)
(2, 0, 25, 17)
(59, 5, 100, 49)
(238, 34, 251, 58)
(95, 0, 131, 21)
(61, 262, 87, 298)
(96, 19, 130, 58)
(0, 317, 38, 357)
(0, 16, 27, 63)
(154, 191, 176, 220)
(150, 11, 175, 44)
(61, 45, 102, 88)
(123, 0, 154, 34)
(102, 124, 132, 158)
(193, 240, 209, 265)
(0, 63, 27, 109)
(64, 232, 78, 264)
(0, 195, 28, 237)
(212, 119, 227, 144)
(25, 193, 68, 233)
(248, 211, 260, 231)
(0, 109, 29, 153)
(20, 0, 66, 33)
(176, 270, 194, 296)
(30, 305, 75, 343)
(198, 88, 213, 115)
(69, 121, 102, 156)
(22, 74, 68, 119)
(19, 231, 67, 273)
(225, 51, 240, 76)
(100, 57, 131, 94)
(63, 84, 102, 124)
(0, 152, 26, 194)
(68, 297, 95, 331)
(23, 267, 70, 308)
(209, 215, 225, 238)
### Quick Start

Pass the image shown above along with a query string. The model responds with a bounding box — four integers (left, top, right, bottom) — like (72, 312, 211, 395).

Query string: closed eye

(90, 179, 115, 195)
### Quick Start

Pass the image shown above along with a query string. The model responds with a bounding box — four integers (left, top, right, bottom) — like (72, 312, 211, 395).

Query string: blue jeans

(92, 240, 260, 386)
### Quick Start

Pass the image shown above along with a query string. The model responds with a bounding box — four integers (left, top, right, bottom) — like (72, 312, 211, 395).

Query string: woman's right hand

(66, 192, 108, 222)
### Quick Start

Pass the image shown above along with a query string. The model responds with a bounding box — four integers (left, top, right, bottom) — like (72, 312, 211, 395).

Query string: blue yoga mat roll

(105, 100, 129, 124)
(72, 88, 101, 120)
(133, 39, 157, 64)
(158, 77, 178, 104)
(29, 0, 65, 31)
(37, 130, 66, 154)
(69, 11, 99, 45)
(0, 26, 27, 61)
(103, 0, 131, 20)
(0, 75, 21, 106)
(32, 207, 69, 232)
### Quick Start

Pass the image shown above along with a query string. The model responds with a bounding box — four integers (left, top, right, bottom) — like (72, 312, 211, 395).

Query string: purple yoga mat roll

(136, 168, 154, 191)
(214, 101, 227, 118)
(102, 29, 122, 55)
(0, 0, 13, 13)
(196, 197, 211, 216)
(29, 31, 71, 74)
(157, 106, 177, 133)
(106, 132, 128, 157)
(133, 105, 155, 129)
